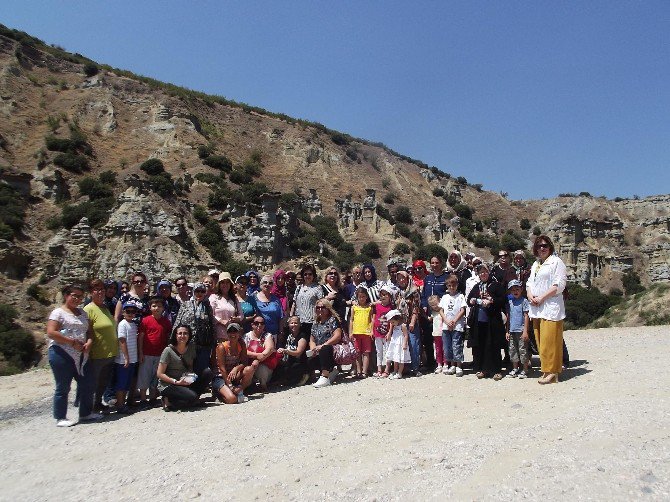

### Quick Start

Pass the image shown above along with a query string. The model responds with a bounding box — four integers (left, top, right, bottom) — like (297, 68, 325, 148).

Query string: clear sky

(3, 1, 669, 200)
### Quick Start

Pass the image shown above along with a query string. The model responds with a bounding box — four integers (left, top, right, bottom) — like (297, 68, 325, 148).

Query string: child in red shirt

(137, 297, 172, 404)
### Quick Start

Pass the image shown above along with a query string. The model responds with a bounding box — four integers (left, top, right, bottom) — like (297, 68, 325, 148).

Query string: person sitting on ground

(156, 325, 213, 411)
(277, 316, 310, 386)
(212, 323, 256, 404)
(309, 299, 343, 388)
(243, 315, 278, 392)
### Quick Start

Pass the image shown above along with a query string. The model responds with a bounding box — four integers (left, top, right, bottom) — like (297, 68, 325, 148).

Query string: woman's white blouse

(527, 254, 567, 321)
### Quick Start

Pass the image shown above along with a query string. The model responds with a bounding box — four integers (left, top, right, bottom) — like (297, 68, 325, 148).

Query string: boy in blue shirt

(506, 280, 530, 378)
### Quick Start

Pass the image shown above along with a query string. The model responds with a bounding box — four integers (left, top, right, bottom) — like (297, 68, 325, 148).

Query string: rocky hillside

(0, 25, 668, 340)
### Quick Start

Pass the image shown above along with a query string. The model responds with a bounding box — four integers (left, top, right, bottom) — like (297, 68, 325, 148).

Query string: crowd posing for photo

(46, 235, 569, 426)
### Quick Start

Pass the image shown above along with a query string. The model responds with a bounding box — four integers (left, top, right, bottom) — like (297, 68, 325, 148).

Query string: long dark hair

(169, 324, 192, 346)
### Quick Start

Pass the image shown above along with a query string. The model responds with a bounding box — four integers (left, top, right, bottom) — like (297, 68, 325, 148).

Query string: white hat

(384, 309, 402, 321)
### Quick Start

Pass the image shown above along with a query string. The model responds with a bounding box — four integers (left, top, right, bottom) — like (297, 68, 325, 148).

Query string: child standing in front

(506, 279, 530, 378)
(137, 297, 171, 405)
(349, 287, 373, 378)
(428, 295, 448, 373)
(372, 285, 395, 378)
(439, 275, 467, 376)
(384, 309, 411, 379)
(113, 301, 140, 413)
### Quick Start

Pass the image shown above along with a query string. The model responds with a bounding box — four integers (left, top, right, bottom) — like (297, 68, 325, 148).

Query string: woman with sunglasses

(249, 274, 284, 345)
(290, 264, 324, 340)
(527, 235, 568, 384)
(172, 282, 216, 375)
(46, 284, 99, 426)
(174, 276, 192, 304)
(309, 299, 343, 388)
(243, 315, 277, 391)
(114, 272, 150, 323)
(210, 272, 242, 342)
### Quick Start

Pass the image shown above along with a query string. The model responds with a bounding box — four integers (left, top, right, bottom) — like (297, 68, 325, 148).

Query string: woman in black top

(467, 263, 506, 380)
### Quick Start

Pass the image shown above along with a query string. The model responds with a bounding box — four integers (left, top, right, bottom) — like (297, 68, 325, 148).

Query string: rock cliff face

(0, 30, 668, 310)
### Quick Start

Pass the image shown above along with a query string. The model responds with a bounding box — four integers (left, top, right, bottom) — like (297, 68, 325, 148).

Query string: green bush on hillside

(393, 206, 413, 224)
(139, 158, 165, 175)
(564, 284, 621, 328)
(0, 183, 27, 240)
(0, 303, 36, 375)
(53, 153, 89, 173)
(360, 242, 381, 259)
(203, 155, 232, 172)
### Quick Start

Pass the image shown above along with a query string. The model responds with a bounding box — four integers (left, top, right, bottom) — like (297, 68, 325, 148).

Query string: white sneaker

(518, 370, 527, 379)
(313, 376, 331, 388)
(328, 367, 339, 384)
(508, 368, 518, 378)
(101, 396, 117, 408)
(79, 412, 103, 422)
(434, 365, 443, 374)
(396, 373, 403, 379)
(237, 392, 249, 403)
(56, 419, 75, 427)
(455, 367, 463, 377)
(446, 366, 456, 375)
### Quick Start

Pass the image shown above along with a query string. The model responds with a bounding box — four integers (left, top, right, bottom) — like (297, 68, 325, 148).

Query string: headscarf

(245, 270, 260, 296)
(446, 250, 467, 273)
(396, 271, 418, 299)
(361, 264, 378, 288)
(270, 269, 286, 298)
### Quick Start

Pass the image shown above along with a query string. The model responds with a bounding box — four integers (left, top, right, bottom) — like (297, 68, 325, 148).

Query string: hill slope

(0, 25, 668, 341)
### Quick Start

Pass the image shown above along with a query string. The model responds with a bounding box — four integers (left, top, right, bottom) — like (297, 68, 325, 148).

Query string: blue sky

(3, 1, 669, 200)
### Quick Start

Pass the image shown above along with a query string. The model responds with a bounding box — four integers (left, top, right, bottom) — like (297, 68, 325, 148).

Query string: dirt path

(1, 326, 668, 501)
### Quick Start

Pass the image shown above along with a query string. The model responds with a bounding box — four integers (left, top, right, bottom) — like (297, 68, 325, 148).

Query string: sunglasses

(176, 283, 187, 288)
(315, 305, 326, 310)
(132, 280, 146, 284)
(252, 321, 265, 325)
(327, 272, 337, 276)
(499, 254, 509, 258)
(537, 243, 550, 249)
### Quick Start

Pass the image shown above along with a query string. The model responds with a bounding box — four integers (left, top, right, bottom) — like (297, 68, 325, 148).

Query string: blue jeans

(49, 345, 94, 420)
(442, 330, 464, 363)
(194, 346, 212, 375)
(408, 326, 421, 372)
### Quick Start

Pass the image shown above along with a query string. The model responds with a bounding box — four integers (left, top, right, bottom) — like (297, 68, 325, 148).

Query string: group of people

(46, 234, 569, 426)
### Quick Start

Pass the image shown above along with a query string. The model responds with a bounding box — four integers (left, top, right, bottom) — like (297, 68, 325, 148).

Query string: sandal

(373, 372, 382, 378)
(476, 372, 485, 379)
(493, 373, 503, 381)
(380, 372, 389, 378)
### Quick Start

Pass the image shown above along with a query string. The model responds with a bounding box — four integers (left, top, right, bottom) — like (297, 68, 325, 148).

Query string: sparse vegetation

(0, 303, 37, 375)
(393, 206, 413, 225)
(393, 243, 411, 255)
(0, 183, 27, 240)
(139, 158, 165, 175)
(360, 242, 381, 259)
